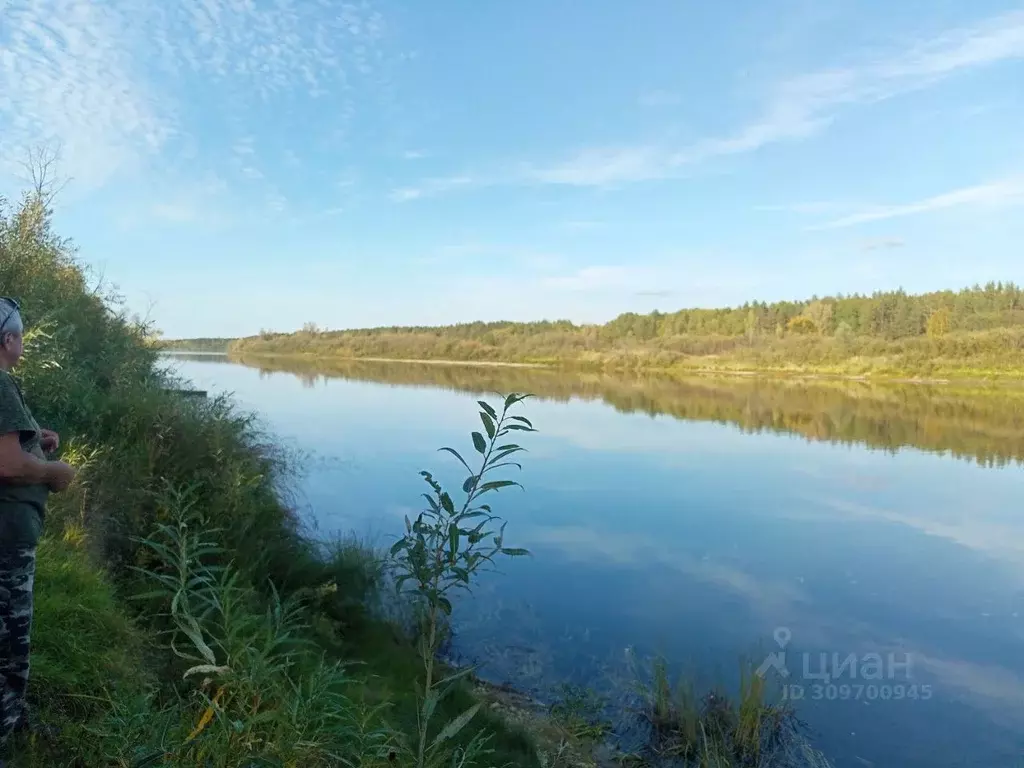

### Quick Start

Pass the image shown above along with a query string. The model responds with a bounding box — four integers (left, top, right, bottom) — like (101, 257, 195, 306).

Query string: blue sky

(1, 0, 1023, 339)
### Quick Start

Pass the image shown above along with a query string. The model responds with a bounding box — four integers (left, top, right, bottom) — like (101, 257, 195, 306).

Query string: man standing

(0, 297, 76, 758)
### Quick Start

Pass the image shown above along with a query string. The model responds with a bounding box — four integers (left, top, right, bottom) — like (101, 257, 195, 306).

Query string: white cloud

(524, 10, 1024, 187)
(266, 191, 287, 213)
(389, 175, 473, 202)
(860, 237, 906, 251)
(525, 146, 668, 186)
(541, 266, 639, 292)
(755, 201, 855, 215)
(390, 187, 423, 202)
(402, 149, 428, 159)
(399, 9, 1024, 194)
(0, 0, 388, 191)
(154, 0, 387, 100)
(0, 0, 171, 187)
(813, 177, 1024, 229)
(232, 137, 255, 156)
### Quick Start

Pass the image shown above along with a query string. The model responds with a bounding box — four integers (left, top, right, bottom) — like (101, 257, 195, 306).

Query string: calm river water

(166, 353, 1024, 768)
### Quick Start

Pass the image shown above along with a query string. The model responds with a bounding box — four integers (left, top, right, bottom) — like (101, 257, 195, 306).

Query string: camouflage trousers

(0, 546, 34, 749)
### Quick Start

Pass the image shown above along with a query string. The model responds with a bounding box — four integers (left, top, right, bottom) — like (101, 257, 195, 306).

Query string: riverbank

(7, 191, 834, 767)
(163, 341, 1024, 385)
(190, 345, 1024, 387)
(3, 192, 546, 767)
(218, 299, 1024, 383)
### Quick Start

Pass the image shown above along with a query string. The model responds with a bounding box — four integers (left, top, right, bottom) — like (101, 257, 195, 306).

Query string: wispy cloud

(562, 219, 603, 231)
(425, 242, 562, 271)
(813, 178, 1024, 229)
(390, 175, 474, 202)
(0, 1, 171, 187)
(402, 149, 428, 159)
(153, 0, 387, 100)
(860, 237, 906, 251)
(541, 266, 637, 292)
(0, 0, 388, 190)
(232, 137, 256, 157)
(524, 146, 669, 186)
(380, 10, 1024, 200)
(755, 201, 854, 215)
(521, 10, 1024, 187)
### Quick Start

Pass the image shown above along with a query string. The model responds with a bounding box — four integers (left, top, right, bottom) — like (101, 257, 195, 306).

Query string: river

(165, 353, 1024, 768)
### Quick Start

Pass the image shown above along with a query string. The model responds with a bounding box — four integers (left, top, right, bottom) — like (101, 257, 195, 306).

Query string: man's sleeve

(0, 373, 35, 438)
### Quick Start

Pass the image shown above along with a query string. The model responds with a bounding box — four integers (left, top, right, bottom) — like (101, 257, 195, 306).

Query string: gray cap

(0, 298, 23, 335)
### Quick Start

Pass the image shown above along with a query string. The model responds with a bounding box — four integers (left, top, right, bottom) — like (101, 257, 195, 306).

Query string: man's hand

(40, 429, 59, 453)
(47, 461, 77, 493)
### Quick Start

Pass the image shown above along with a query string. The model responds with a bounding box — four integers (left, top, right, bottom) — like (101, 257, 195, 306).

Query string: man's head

(0, 298, 24, 369)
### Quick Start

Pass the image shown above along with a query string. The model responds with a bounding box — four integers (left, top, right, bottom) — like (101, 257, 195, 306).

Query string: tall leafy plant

(390, 393, 536, 768)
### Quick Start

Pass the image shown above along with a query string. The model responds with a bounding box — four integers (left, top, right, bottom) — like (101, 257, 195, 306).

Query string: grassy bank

(2, 190, 544, 767)
(223, 327, 1024, 381)
(157, 338, 234, 353)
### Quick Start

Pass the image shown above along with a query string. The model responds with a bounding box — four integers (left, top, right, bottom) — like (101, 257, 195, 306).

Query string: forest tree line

(217, 283, 1024, 377)
(236, 283, 1024, 343)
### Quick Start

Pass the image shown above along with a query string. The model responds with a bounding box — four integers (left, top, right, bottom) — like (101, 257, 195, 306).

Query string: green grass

(624, 653, 832, 768)
(340, 617, 541, 766)
(11, 530, 150, 767)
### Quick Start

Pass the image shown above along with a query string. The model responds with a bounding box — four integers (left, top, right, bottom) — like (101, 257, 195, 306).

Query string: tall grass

(111, 499, 396, 766)
(623, 651, 832, 768)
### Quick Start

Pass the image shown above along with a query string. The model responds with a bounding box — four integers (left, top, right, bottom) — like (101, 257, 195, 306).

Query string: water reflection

(167, 352, 1024, 467)
(163, 353, 1024, 768)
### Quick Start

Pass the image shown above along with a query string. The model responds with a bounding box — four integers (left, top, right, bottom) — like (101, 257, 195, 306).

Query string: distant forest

(181, 283, 1024, 377)
(158, 337, 234, 352)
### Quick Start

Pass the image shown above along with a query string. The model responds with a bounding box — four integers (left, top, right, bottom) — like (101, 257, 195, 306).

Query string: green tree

(804, 300, 834, 335)
(834, 321, 854, 345)
(927, 307, 951, 338)
(787, 316, 817, 335)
